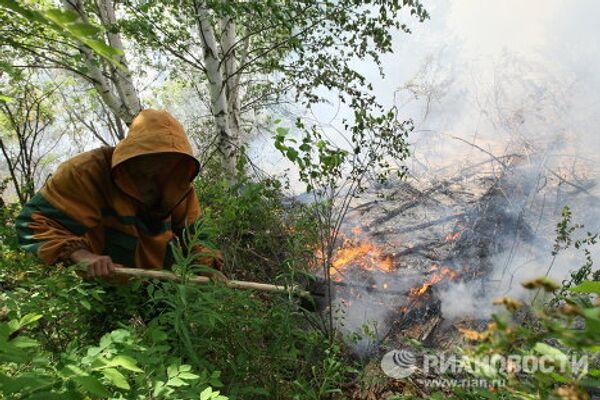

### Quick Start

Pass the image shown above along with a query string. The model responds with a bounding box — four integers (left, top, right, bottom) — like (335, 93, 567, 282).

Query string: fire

(408, 264, 461, 297)
(330, 242, 373, 276)
(445, 231, 462, 241)
(328, 239, 395, 277)
(351, 226, 363, 235)
(317, 227, 464, 308)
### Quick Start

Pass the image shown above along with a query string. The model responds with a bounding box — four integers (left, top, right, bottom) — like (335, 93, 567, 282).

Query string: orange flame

(330, 242, 373, 275)
(445, 231, 462, 241)
(318, 229, 465, 309)
(409, 264, 461, 297)
(329, 239, 395, 277)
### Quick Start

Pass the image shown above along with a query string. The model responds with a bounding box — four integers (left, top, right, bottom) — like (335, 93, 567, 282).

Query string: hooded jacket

(15, 109, 223, 271)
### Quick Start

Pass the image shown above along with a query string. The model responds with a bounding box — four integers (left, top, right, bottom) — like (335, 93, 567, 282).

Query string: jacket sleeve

(15, 161, 101, 265)
(171, 189, 224, 272)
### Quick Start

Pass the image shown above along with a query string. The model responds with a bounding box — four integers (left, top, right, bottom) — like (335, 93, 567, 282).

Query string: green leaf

(0, 2, 122, 67)
(108, 355, 143, 372)
(570, 280, 600, 294)
(109, 329, 130, 343)
(179, 364, 192, 372)
(80, 299, 91, 310)
(0, 374, 55, 394)
(533, 342, 569, 364)
(59, 364, 87, 379)
(299, 143, 311, 152)
(0, 323, 10, 340)
(150, 327, 168, 342)
(72, 375, 111, 397)
(0, 94, 14, 103)
(167, 364, 178, 378)
(547, 371, 569, 383)
(200, 387, 223, 400)
(82, 38, 124, 58)
(69, 22, 102, 37)
(200, 387, 212, 400)
(461, 355, 499, 379)
(99, 334, 112, 349)
(139, 3, 152, 12)
(580, 376, 600, 389)
(582, 307, 600, 333)
(102, 367, 130, 390)
(167, 377, 187, 387)
(27, 392, 68, 400)
(44, 8, 79, 24)
(152, 380, 167, 398)
(587, 368, 600, 377)
(86, 346, 102, 358)
(286, 148, 299, 162)
(19, 313, 43, 328)
(275, 127, 289, 136)
(11, 336, 38, 349)
(0, 0, 46, 24)
(179, 371, 200, 380)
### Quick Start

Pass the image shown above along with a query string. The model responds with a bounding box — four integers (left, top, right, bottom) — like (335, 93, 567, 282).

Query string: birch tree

(1, 0, 142, 133)
(60, 0, 141, 128)
(121, 0, 429, 176)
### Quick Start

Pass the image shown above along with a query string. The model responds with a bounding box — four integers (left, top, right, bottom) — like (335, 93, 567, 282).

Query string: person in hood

(15, 109, 224, 280)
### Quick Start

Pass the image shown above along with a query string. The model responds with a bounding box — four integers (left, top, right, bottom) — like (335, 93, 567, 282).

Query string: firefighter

(15, 109, 223, 280)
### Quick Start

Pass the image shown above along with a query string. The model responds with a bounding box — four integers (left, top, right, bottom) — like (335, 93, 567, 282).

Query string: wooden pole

(113, 267, 311, 298)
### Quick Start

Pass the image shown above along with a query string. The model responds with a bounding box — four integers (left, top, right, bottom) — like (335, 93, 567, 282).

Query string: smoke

(385, 0, 600, 321)
(293, 0, 600, 340)
(438, 281, 488, 320)
(440, 249, 579, 320)
(335, 43, 600, 329)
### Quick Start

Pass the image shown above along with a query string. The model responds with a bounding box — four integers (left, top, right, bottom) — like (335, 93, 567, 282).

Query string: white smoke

(300, 0, 600, 336)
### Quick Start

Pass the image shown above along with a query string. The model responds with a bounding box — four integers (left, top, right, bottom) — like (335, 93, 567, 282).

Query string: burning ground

(322, 149, 600, 356)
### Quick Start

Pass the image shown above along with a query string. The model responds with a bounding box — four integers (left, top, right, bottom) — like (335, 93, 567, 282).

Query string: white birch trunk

(196, 1, 237, 176)
(61, 0, 141, 129)
(219, 15, 241, 150)
(95, 0, 142, 120)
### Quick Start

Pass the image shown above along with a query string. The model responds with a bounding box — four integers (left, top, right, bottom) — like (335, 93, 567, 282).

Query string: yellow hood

(111, 109, 200, 212)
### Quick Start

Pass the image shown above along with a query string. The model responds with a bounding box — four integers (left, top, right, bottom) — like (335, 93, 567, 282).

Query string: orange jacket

(15, 109, 223, 271)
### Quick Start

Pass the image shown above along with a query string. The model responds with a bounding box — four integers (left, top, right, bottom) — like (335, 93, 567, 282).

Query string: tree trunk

(196, 1, 238, 177)
(95, 0, 142, 123)
(219, 15, 242, 162)
(61, 0, 141, 130)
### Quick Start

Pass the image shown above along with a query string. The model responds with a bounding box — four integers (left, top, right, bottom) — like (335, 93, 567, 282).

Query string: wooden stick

(113, 267, 311, 298)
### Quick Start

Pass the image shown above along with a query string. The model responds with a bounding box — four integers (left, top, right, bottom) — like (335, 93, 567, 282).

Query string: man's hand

(70, 249, 121, 280)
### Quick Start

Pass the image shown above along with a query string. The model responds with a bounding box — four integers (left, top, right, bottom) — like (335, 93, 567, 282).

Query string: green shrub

(195, 174, 320, 283)
(0, 311, 227, 399)
(0, 174, 355, 399)
(453, 208, 600, 400)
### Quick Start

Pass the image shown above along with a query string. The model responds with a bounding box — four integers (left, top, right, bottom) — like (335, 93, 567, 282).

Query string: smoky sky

(256, 0, 600, 183)
(248, 2, 600, 332)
